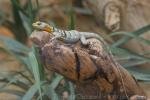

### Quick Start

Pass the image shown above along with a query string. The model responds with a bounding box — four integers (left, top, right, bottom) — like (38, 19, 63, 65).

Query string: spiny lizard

(32, 21, 105, 46)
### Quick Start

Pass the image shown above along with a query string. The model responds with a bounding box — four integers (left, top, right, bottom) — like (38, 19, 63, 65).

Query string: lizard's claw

(49, 37, 57, 42)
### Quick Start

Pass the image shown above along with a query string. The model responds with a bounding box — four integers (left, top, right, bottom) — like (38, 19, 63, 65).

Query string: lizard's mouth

(43, 26, 53, 33)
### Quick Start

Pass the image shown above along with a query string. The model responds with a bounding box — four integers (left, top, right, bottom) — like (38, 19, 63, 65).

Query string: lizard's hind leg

(80, 36, 89, 46)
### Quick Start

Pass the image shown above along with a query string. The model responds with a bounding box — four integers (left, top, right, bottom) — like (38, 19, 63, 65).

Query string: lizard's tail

(80, 31, 110, 51)
(80, 32, 103, 41)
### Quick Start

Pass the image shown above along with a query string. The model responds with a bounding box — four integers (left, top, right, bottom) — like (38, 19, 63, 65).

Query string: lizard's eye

(37, 22, 41, 25)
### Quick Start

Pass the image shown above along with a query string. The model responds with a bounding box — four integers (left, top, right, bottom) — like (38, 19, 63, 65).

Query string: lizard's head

(32, 21, 53, 33)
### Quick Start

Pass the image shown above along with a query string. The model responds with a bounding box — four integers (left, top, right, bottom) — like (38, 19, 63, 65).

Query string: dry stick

(97, 36, 129, 99)
(101, 39, 129, 99)
(30, 31, 146, 100)
(87, 38, 146, 99)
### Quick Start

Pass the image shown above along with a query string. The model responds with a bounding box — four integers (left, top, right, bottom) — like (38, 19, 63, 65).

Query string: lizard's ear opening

(44, 25, 53, 33)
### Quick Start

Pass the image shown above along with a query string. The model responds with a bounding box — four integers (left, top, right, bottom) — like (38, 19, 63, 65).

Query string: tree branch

(30, 31, 146, 100)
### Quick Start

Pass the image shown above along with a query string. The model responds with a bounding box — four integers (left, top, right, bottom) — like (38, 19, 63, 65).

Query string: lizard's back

(53, 28, 81, 43)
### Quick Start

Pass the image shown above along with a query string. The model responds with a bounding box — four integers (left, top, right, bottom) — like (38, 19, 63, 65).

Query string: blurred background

(0, 0, 149, 99)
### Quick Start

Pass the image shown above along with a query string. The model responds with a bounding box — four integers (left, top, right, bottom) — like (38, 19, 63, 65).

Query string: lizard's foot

(80, 36, 89, 46)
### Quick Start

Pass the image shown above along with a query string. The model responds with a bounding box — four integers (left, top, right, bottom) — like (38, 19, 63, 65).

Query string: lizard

(32, 21, 108, 80)
(32, 21, 105, 46)
(32, 21, 130, 99)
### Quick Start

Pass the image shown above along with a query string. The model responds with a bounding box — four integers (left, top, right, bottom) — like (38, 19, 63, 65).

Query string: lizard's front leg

(51, 32, 64, 41)
(49, 36, 58, 42)
(80, 35, 89, 46)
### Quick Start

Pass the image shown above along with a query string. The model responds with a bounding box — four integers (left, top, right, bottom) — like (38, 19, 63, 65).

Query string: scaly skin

(32, 21, 104, 45)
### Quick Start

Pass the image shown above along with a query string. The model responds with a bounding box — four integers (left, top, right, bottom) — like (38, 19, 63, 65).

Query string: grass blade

(22, 83, 38, 100)
(111, 47, 150, 67)
(127, 68, 150, 82)
(28, 50, 42, 100)
(110, 47, 150, 61)
(34, 48, 45, 81)
(19, 12, 32, 35)
(121, 59, 149, 67)
(0, 89, 24, 97)
(110, 32, 150, 45)
(45, 75, 63, 100)
(0, 72, 30, 91)
(69, 82, 75, 100)
(68, 7, 75, 30)
(27, 0, 35, 33)
(0, 35, 31, 54)
(0, 35, 33, 71)
(51, 74, 63, 89)
(112, 24, 150, 47)
(11, 0, 27, 43)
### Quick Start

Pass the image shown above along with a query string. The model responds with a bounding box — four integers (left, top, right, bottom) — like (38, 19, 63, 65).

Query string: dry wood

(30, 31, 146, 100)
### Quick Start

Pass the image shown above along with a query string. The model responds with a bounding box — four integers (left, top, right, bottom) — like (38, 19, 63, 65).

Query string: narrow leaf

(110, 32, 150, 45)
(69, 82, 75, 100)
(19, 12, 32, 35)
(22, 83, 38, 100)
(112, 24, 150, 47)
(0, 89, 24, 97)
(45, 75, 63, 100)
(0, 35, 31, 54)
(50, 74, 63, 89)
(28, 50, 42, 100)
(110, 47, 150, 61)
(121, 59, 149, 67)
(68, 7, 75, 30)
(127, 69, 150, 81)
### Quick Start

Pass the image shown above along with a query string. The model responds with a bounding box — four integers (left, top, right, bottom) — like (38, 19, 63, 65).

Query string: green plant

(0, 0, 75, 99)
(10, 0, 39, 43)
